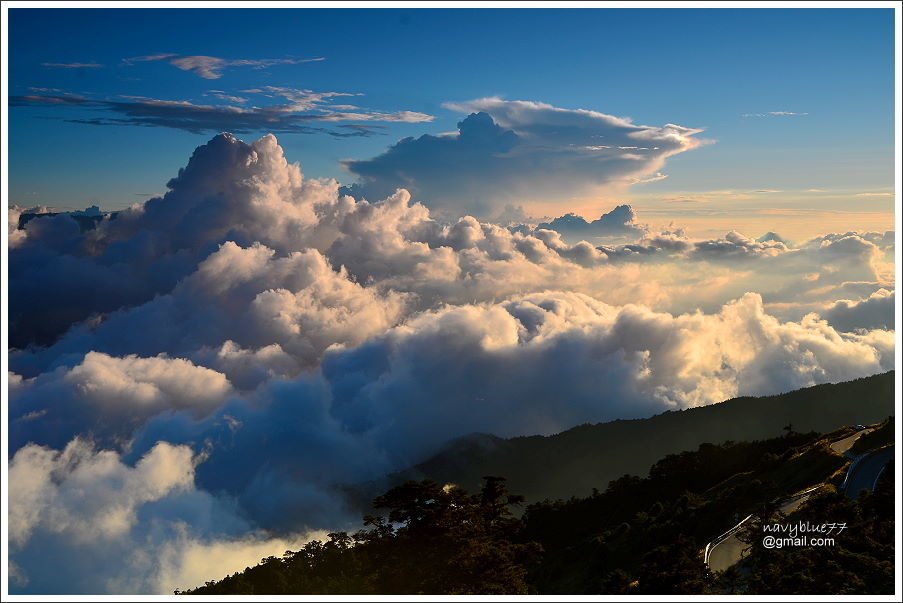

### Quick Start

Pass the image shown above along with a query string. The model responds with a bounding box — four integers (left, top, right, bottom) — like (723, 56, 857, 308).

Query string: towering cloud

(7, 132, 894, 593)
(344, 99, 705, 219)
(532, 204, 646, 242)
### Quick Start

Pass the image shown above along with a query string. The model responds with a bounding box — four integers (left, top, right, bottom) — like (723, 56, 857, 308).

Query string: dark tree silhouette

(182, 431, 894, 595)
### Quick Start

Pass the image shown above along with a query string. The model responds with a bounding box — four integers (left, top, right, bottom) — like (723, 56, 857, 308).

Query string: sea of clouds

(7, 131, 895, 593)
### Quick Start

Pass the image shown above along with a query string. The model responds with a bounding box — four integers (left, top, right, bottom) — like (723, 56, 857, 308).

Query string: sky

(7, 8, 896, 239)
(5, 7, 898, 595)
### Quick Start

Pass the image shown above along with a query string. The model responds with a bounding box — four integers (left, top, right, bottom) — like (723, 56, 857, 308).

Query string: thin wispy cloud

(41, 61, 103, 69)
(10, 92, 89, 105)
(206, 90, 249, 104)
(10, 87, 433, 135)
(855, 192, 894, 197)
(124, 54, 325, 79)
(660, 189, 783, 203)
(256, 85, 359, 108)
(330, 124, 388, 138)
(742, 111, 808, 117)
(630, 172, 669, 185)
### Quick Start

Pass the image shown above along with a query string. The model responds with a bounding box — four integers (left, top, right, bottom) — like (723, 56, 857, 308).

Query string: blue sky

(8, 8, 896, 237)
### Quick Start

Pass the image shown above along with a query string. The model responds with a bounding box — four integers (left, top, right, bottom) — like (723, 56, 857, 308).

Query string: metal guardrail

(840, 454, 865, 491)
(702, 485, 823, 567)
(703, 430, 891, 569)
(703, 514, 753, 566)
(841, 444, 894, 493)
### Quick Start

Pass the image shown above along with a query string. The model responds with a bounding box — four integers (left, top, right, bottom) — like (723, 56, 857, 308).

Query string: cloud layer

(7, 132, 894, 593)
(9, 439, 322, 593)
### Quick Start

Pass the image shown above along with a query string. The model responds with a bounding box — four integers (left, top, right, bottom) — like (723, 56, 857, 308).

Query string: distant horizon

(7, 127, 896, 242)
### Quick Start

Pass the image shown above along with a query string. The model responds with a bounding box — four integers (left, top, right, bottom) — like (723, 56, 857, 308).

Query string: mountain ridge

(379, 371, 895, 503)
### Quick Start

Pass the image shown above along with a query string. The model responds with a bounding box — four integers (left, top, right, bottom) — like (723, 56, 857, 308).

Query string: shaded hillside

(384, 372, 894, 503)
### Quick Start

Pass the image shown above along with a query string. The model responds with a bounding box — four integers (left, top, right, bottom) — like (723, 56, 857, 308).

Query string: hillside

(183, 426, 894, 594)
(380, 372, 894, 503)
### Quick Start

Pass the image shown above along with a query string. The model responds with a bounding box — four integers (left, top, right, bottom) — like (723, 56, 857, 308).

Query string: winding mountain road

(843, 445, 894, 498)
(705, 427, 890, 573)
(829, 428, 871, 455)
(706, 487, 818, 572)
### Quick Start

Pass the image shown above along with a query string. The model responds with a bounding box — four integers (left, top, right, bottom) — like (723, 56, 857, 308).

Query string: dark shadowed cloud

(533, 205, 646, 242)
(823, 289, 895, 332)
(10, 87, 433, 135)
(41, 61, 103, 69)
